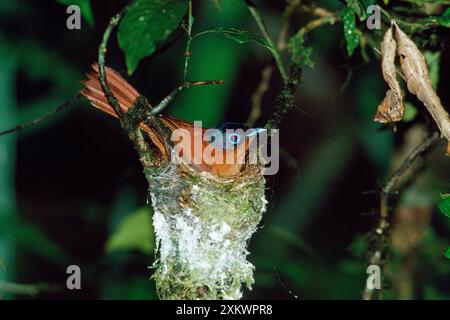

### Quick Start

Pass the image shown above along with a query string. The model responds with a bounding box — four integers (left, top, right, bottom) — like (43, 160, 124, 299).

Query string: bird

(80, 64, 264, 177)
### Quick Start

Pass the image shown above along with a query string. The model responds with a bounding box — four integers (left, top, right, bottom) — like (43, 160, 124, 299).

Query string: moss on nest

(148, 162, 266, 300)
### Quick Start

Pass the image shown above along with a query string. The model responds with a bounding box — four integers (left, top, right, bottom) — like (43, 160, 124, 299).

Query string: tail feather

(81, 63, 166, 155)
(81, 64, 139, 114)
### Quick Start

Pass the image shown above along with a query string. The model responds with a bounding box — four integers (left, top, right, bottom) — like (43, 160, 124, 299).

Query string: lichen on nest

(148, 161, 267, 300)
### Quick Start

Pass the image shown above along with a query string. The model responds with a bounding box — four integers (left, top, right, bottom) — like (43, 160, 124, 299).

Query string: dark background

(0, 0, 449, 299)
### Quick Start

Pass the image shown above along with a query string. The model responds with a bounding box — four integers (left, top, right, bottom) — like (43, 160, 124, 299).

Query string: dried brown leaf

(374, 26, 404, 123)
(375, 89, 404, 123)
(394, 22, 450, 154)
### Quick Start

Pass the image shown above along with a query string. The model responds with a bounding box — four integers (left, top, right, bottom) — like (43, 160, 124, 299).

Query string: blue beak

(245, 128, 266, 137)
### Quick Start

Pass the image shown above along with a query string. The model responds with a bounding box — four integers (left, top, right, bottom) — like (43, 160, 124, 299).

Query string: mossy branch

(97, 10, 157, 171)
(96, 10, 223, 172)
(264, 65, 302, 130)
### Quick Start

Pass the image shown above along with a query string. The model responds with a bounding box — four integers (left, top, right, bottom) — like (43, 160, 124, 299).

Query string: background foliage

(0, 0, 449, 299)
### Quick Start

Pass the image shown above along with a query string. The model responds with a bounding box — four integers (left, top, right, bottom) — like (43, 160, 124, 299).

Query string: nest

(148, 161, 267, 300)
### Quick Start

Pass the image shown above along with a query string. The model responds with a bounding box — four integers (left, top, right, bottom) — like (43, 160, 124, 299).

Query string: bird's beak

(245, 128, 266, 138)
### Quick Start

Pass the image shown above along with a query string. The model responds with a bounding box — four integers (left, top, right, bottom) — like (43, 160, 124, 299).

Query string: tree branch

(249, 2, 339, 129)
(246, 64, 274, 127)
(96, 8, 225, 173)
(246, 0, 298, 127)
(0, 94, 80, 137)
(183, 0, 193, 82)
(98, 12, 125, 118)
(97, 9, 156, 170)
(264, 65, 302, 130)
(362, 131, 440, 300)
(151, 80, 223, 116)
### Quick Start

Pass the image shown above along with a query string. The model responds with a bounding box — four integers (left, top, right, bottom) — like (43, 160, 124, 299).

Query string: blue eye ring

(228, 133, 241, 145)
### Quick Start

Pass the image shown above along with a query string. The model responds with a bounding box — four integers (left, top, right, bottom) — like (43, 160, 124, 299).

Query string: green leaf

(342, 8, 360, 56)
(0, 216, 71, 264)
(55, 0, 94, 26)
(345, 0, 364, 19)
(445, 246, 450, 259)
(403, 102, 418, 122)
(288, 32, 314, 68)
(118, 0, 188, 74)
(194, 27, 274, 53)
(105, 207, 154, 255)
(437, 7, 450, 27)
(424, 51, 441, 87)
(438, 196, 450, 218)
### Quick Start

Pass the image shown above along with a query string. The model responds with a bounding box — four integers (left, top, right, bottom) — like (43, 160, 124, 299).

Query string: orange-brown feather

(80, 64, 250, 177)
(81, 63, 167, 155)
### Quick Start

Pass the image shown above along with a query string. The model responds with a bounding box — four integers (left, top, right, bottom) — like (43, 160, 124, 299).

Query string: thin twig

(151, 80, 223, 115)
(0, 281, 59, 296)
(96, 8, 224, 172)
(381, 131, 440, 216)
(378, 6, 444, 32)
(298, 4, 334, 18)
(96, 7, 185, 169)
(245, 0, 288, 84)
(0, 94, 80, 137)
(264, 65, 302, 130)
(362, 131, 440, 300)
(273, 267, 299, 299)
(246, 1, 296, 127)
(183, 0, 193, 82)
(278, 0, 299, 51)
(248, 3, 340, 128)
(97, 9, 156, 170)
(290, 4, 339, 42)
(98, 11, 125, 118)
(299, 15, 338, 35)
(246, 64, 274, 127)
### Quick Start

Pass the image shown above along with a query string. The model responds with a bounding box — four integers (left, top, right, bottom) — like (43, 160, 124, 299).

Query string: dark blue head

(206, 122, 265, 150)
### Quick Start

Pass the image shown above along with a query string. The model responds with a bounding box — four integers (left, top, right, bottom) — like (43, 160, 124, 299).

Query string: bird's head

(205, 122, 265, 152)
(200, 122, 266, 175)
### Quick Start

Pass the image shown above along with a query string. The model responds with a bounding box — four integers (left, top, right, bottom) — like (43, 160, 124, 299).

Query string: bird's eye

(228, 133, 241, 145)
